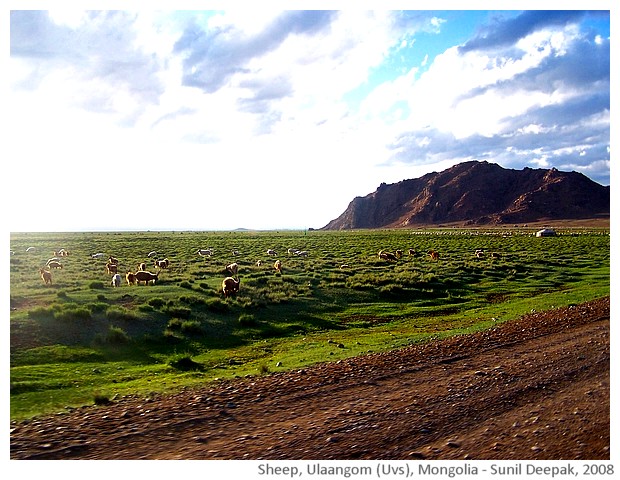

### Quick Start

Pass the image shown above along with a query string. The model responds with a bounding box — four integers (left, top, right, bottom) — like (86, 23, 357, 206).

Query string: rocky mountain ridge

(322, 161, 609, 229)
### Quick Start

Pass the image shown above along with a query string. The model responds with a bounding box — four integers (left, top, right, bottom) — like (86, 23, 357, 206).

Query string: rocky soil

(10, 297, 610, 460)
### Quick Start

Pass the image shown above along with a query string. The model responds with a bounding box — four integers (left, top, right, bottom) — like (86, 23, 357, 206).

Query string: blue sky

(4, 6, 611, 231)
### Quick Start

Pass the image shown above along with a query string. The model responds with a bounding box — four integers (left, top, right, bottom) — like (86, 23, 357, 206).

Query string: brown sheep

(47, 261, 63, 269)
(134, 270, 159, 285)
(39, 268, 52, 285)
(222, 277, 240, 298)
(428, 250, 440, 261)
(126, 272, 136, 286)
(106, 263, 118, 274)
(154, 258, 170, 269)
(378, 250, 397, 261)
(138, 262, 146, 271)
(226, 262, 239, 275)
(108, 256, 119, 265)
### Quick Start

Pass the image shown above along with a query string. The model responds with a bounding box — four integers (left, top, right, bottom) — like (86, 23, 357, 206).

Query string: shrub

(106, 307, 139, 322)
(179, 281, 193, 289)
(54, 306, 92, 322)
(180, 320, 203, 335)
(87, 302, 109, 313)
(106, 326, 129, 344)
(165, 306, 192, 319)
(148, 297, 166, 308)
(27, 306, 56, 319)
(167, 318, 183, 330)
(238, 314, 257, 327)
(89, 281, 105, 290)
(205, 298, 228, 312)
(168, 355, 203, 371)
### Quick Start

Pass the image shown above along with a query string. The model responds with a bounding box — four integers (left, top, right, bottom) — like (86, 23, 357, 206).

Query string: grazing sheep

(147, 251, 158, 257)
(226, 262, 239, 275)
(134, 270, 159, 285)
(475, 249, 485, 258)
(137, 262, 146, 271)
(111, 273, 122, 287)
(197, 249, 213, 257)
(378, 250, 397, 261)
(126, 272, 136, 286)
(154, 258, 170, 269)
(428, 250, 440, 261)
(408, 249, 417, 256)
(108, 256, 119, 265)
(256, 260, 262, 267)
(46, 257, 61, 266)
(106, 263, 118, 274)
(47, 261, 63, 269)
(39, 268, 52, 285)
(222, 276, 240, 298)
(296, 250, 309, 257)
(267, 249, 278, 256)
(274, 259, 282, 273)
(288, 248, 300, 255)
(395, 249, 404, 259)
(340, 264, 349, 269)
(91, 253, 105, 259)
(490, 252, 501, 259)
(26, 246, 36, 252)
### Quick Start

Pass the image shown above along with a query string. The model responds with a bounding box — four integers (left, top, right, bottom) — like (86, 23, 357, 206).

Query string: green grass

(10, 228, 610, 420)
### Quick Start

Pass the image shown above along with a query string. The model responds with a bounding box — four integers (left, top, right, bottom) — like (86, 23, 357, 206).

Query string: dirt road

(10, 297, 610, 460)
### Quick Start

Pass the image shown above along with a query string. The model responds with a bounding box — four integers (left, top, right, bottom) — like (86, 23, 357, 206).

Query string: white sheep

(111, 273, 122, 287)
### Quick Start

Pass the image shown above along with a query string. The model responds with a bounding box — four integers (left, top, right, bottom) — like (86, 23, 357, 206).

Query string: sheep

(46, 257, 61, 266)
(475, 249, 485, 258)
(197, 249, 213, 257)
(408, 249, 417, 256)
(134, 270, 159, 285)
(274, 259, 282, 273)
(428, 250, 440, 261)
(378, 250, 397, 261)
(26, 246, 36, 252)
(490, 252, 501, 259)
(39, 268, 52, 285)
(91, 253, 105, 259)
(395, 249, 404, 259)
(126, 272, 136, 286)
(288, 248, 300, 255)
(106, 263, 118, 274)
(226, 262, 239, 276)
(137, 262, 146, 271)
(147, 251, 158, 257)
(222, 276, 240, 298)
(154, 258, 170, 269)
(47, 261, 63, 269)
(267, 249, 278, 256)
(256, 260, 262, 267)
(111, 273, 122, 287)
(108, 256, 119, 265)
(296, 250, 309, 257)
(340, 264, 349, 269)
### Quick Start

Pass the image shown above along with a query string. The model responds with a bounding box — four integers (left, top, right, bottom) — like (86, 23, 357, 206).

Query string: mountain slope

(322, 161, 609, 229)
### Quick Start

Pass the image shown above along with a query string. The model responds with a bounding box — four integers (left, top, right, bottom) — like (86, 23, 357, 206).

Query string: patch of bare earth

(10, 297, 609, 460)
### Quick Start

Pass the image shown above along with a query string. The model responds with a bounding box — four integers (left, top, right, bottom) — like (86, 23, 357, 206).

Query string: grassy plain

(9, 228, 610, 420)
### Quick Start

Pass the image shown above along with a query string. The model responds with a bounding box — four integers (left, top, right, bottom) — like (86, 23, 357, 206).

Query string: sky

(3, 4, 612, 231)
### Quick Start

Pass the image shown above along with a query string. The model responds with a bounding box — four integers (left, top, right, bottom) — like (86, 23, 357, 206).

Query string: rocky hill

(322, 161, 610, 229)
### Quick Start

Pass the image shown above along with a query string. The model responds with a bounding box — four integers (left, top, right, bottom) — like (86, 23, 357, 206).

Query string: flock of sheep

(28, 245, 308, 298)
(26, 242, 501, 298)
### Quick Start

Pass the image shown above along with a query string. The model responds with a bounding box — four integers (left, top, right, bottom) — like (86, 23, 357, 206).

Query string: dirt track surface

(10, 297, 610, 460)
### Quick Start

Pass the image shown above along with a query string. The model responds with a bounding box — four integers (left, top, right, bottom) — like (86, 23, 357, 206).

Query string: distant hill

(322, 161, 610, 229)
